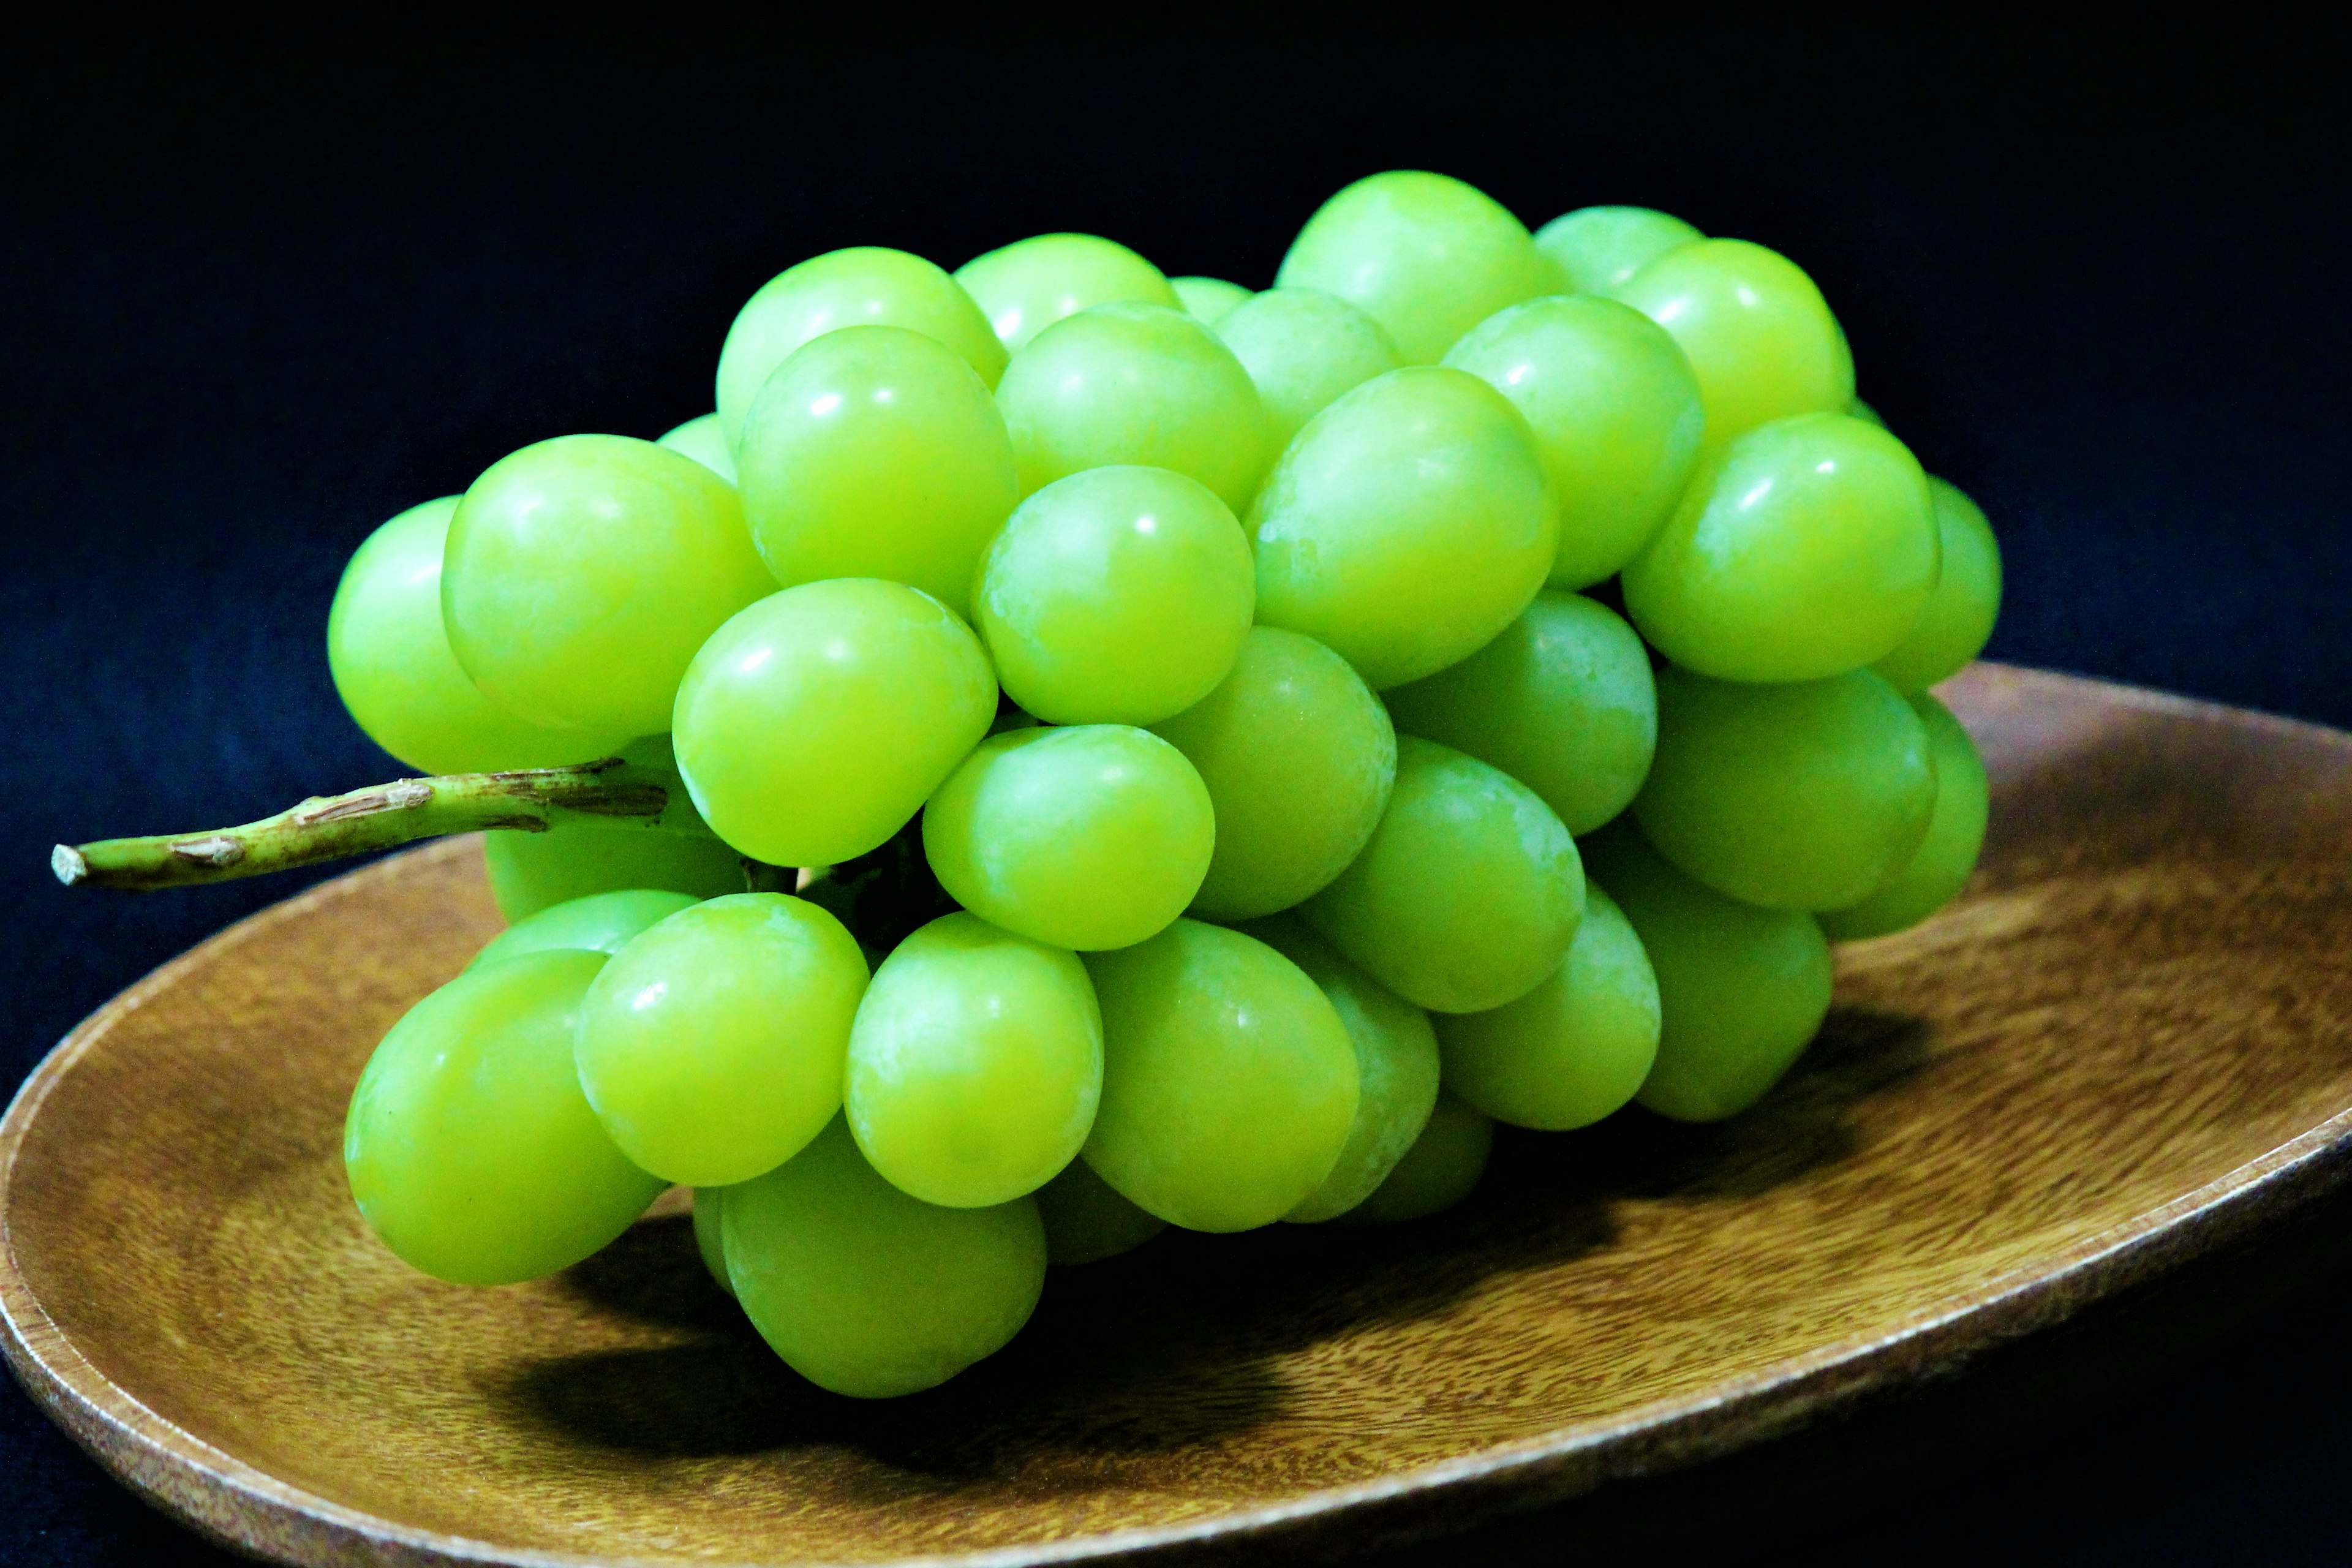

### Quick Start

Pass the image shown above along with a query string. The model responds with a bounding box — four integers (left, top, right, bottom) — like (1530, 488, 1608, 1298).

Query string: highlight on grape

(55, 171, 2003, 1400)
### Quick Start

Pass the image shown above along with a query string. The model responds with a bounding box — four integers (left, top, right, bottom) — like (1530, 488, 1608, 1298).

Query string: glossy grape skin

(673, 578, 997, 868)
(1580, 824, 1833, 1123)
(1612, 238, 1854, 447)
(1820, 694, 1991, 940)
(1033, 1158, 1165, 1264)
(1251, 367, 1556, 690)
(1442, 296, 1704, 589)
(1339, 1094, 1493, 1224)
(1304, 736, 1584, 1014)
(1635, 665, 1936, 912)
(1847, 397, 1887, 429)
(954, 233, 1180, 353)
(974, 466, 1254, 726)
(1383, 590, 1657, 837)
(1434, 881, 1660, 1130)
(1276, 171, 1551, 365)
(1624, 412, 1939, 684)
(1171, 275, 1253, 322)
(1150, 627, 1397, 920)
(444, 435, 775, 736)
(656, 413, 736, 483)
(1210, 287, 1403, 450)
(1534, 205, 1705, 295)
(846, 913, 1103, 1208)
(715, 246, 1006, 448)
(344, 951, 664, 1286)
(1082, 919, 1358, 1232)
(1873, 477, 2004, 692)
(995, 303, 1271, 513)
(469, 888, 701, 969)
(736, 326, 1018, 619)
(482, 826, 747, 922)
(723, 1118, 1046, 1398)
(922, 725, 1214, 951)
(327, 498, 629, 775)
(692, 1187, 734, 1295)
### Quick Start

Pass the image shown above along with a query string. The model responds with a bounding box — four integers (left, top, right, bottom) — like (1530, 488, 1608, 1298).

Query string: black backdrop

(6, 31, 2352, 1566)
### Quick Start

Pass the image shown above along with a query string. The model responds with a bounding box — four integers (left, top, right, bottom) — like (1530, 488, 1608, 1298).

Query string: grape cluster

(331, 172, 2001, 1400)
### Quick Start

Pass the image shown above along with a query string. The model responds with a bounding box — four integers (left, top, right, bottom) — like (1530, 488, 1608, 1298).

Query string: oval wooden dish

(8, 663, 2352, 1567)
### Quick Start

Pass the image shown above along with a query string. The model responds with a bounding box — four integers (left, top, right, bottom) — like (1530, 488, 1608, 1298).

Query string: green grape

(673, 578, 998, 867)
(327, 498, 630, 775)
(1873, 477, 2004, 692)
(715, 246, 1007, 448)
(655, 413, 736, 483)
(1210, 286, 1403, 450)
(846, 912, 1102, 1208)
(443, 435, 776, 736)
(1624, 412, 1939, 684)
(1847, 396, 1887, 429)
(1239, 916, 1441, 1224)
(344, 951, 665, 1286)
(1082, 919, 1357, 1231)
(1305, 736, 1582, 1013)
(1534, 205, 1705, 295)
(1580, 824, 1832, 1123)
(1340, 1093, 1493, 1224)
(995, 302, 1271, 513)
(575, 892, 867, 1186)
(1150, 627, 1396, 920)
(736, 325, 1018, 619)
(1171, 275, 1253, 322)
(1250, 367, 1556, 690)
(1820, 693, 1990, 940)
(1611, 238, 1855, 446)
(1033, 1158, 1166, 1265)
(482, 824, 747, 922)
(922, 725, 1214, 951)
(974, 466, 1254, 725)
(1635, 664, 1935, 911)
(723, 1117, 1045, 1398)
(1442, 296, 1704, 588)
(1275, 171, 1551, 365)
(1383, 589, 1656, 836)
(692, 1186, 734, 1295)
(954, 233, 1180, 353)
(468, 888, 701, 969)
(1433, 881, 1660, 1130)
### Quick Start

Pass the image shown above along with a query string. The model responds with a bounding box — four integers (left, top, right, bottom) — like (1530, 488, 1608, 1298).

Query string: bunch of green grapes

(330, 175, 2001, 1400)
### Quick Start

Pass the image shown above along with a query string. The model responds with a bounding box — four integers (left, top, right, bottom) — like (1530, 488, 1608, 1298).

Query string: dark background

(6, 29, 2351, 1566)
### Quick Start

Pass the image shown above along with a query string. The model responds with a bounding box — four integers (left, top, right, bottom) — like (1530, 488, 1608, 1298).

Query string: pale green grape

(1305, 737, 1582, 1014)
(1171, 275, 1253, 322)
(1624, 412, 1939, 684)
(1873, 477, 2003, 692)
(1847, 397, 1887, 429)
(1580, 824, 1832, 1123)
(1534, 205, 1705, 295)
(482, 825, 747, 922)
(444, 435, 776, 736)
(1340, 1094, 1493, 1224)
(736, 325, 1018, 618)
(715, 246, 1007, 447)
(1611, 238, 1854, 447)
(922, 725, 1213, 951)
(656, 413, 736, 483)
(1442, 295, 1704, 588)
(1820, 693, 1990, 940)
(974, 466, 1254, 725)
(1239, 916, 1441, 1224)
(995, 302, 1271, 512)
(327, 498, 630, 774)
(846, 912, 1102, 1208)
(1635, 665, 1935, 911)
(723, 1117, 1045, 1398)
(1433, 881, 1660, 1129)
(1151, 627, 1396, 920)
(954, 233, 1180, 353)
(344, 951, 664, 1286)
(1082, 919, 1357, 1231)
(1210, 286, 1403, 450)
(673, 578, 997, 867)
(469, 888, 701, 969)
(1276, 171, 1551, 364)
(1383, 590, 1656, 836)
(693, 1186, 733, 1295)
(1250, 367, 1556, 690)
(1033, 1158, 1165, 1264)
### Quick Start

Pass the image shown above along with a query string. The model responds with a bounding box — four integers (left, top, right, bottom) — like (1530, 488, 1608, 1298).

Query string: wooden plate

(7, 663, 2352, 1567)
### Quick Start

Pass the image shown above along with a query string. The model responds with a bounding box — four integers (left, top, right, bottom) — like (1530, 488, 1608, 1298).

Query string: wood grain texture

(8, 663, 2352, 1568)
